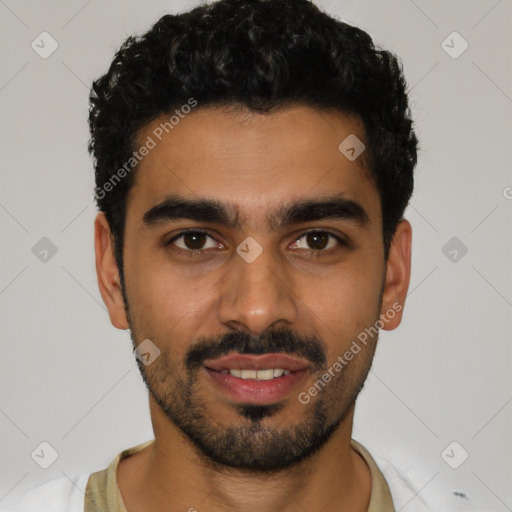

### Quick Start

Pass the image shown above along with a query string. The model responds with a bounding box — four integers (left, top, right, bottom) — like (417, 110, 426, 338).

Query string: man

(12, 0, 419, 510)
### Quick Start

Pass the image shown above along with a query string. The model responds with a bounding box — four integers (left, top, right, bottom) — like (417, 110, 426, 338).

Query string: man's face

(98, 105, 406, 472)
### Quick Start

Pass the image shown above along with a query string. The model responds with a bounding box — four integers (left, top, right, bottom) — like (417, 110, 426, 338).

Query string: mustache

(185, 328, 327, 372)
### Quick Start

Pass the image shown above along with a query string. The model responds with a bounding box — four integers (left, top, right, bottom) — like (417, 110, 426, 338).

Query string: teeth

(226, 368, 290, 380)
(256, 369, 274, 380)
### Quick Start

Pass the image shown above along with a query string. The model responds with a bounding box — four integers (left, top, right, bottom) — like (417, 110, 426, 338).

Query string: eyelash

(165, 229, 347, 257)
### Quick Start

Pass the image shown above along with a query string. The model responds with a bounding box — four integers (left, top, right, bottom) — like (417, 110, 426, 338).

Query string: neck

(117, 398, 371, 512)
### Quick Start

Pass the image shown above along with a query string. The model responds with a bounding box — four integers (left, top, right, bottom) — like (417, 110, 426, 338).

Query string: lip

(203, 353, 311, 372)
(204, 366, 310, 405)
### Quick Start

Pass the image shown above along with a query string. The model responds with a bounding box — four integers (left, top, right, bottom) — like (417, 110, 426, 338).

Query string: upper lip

(203, 353, 311, 372)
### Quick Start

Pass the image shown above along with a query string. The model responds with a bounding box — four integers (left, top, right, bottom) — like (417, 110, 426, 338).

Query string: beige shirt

(84, 439, 395, 512)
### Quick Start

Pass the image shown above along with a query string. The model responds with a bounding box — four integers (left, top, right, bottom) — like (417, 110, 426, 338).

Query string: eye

(290, 231, 344, 251)
(166, 230, 221, 253)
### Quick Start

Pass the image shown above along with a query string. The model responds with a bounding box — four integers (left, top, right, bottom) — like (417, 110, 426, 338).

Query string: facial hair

(129, 325, 377, 474)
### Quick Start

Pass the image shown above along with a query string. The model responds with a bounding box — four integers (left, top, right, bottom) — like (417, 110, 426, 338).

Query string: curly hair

(88, 0, 417, 282)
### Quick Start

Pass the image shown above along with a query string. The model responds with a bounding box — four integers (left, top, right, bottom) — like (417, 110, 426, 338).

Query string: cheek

(303, 260, 382, 319)
(126, 243, 202, 313)
(299, 261, 383, 358)
(126, 256, 217, 358)
(138, 277, 204, 342)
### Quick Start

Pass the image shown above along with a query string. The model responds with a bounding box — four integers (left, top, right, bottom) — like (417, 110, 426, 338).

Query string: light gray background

(1, 0, 511, 510)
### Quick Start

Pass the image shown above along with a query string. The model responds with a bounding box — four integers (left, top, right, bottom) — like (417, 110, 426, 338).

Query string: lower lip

(204, 367, 309, 405)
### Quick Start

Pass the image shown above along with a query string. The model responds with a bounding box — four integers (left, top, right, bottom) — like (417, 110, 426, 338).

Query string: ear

(380, 219, 412, 331)
(94, 212, 129, 330)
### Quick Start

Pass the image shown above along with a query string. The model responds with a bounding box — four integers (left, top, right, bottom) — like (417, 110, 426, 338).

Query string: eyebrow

(142, 193, 369, 230)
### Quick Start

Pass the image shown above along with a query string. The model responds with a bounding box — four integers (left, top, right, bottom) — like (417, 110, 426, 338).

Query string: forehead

(125, 104, 380, 229)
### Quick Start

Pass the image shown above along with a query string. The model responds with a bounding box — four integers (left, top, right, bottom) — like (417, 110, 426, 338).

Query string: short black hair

(88, 0, 417, 286)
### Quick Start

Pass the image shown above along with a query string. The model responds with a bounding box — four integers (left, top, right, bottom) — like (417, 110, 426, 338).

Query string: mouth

(203, 353, 311, 404)
(214, 367, 292, 380)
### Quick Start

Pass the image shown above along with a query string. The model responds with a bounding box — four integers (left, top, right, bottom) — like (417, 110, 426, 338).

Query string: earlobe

(94, 212, 130, 330)
(380, 219, 412, 331)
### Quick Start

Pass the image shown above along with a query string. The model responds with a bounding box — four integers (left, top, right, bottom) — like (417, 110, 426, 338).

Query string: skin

(94, 104, 412, 512)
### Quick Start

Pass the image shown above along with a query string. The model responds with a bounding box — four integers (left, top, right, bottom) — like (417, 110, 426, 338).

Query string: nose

(218, 241, 298, 336)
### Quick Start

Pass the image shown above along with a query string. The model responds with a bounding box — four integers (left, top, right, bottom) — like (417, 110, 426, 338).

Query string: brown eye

(291, 231, 344, 251)
(306, 232, 329, 250)
(167, 231, 219, 252)
(182, 232, 207, 250)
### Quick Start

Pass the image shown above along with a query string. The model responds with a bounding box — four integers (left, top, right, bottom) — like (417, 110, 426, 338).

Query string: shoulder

(369, 448, 482, 511)
(9, 473, 90, 512)
(352, 440, 433, 511)
(373, 454, 432, 510)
